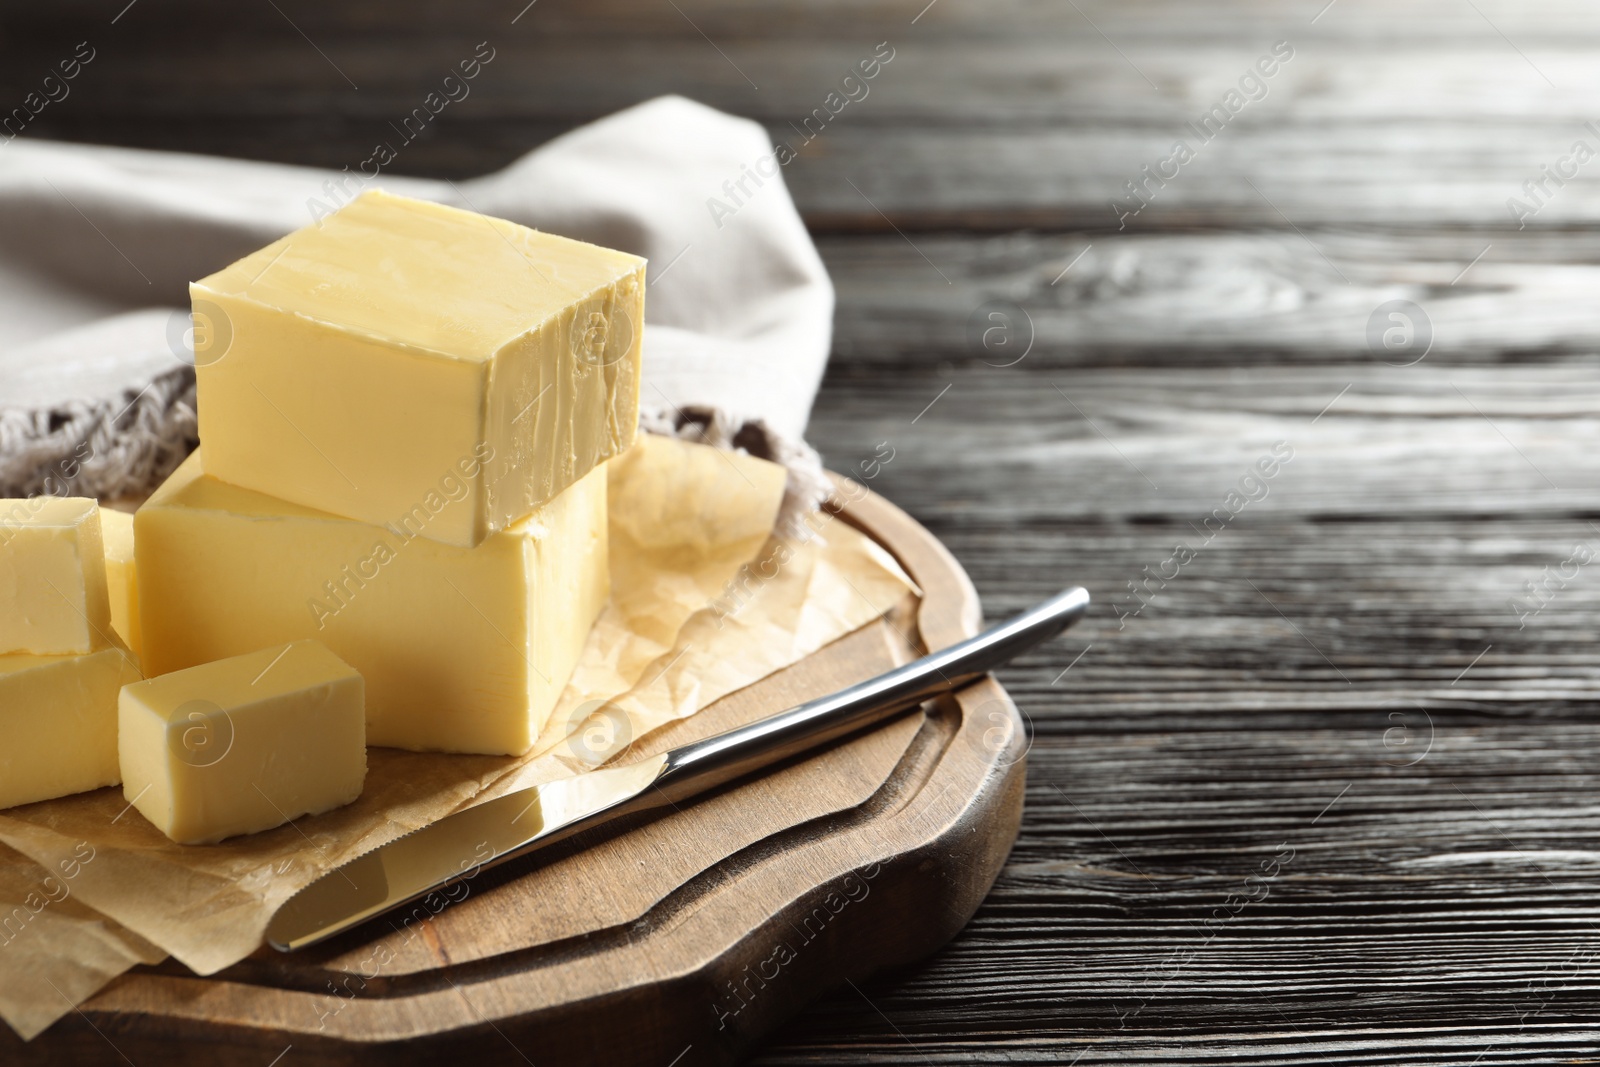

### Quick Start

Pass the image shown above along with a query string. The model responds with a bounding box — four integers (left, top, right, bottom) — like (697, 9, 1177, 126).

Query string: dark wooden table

(7, 1, 1600, 1061)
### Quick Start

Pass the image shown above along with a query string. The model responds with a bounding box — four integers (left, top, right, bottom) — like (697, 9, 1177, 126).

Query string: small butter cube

(118, 640, 366, 844)
(0, 642, 140, 809)
(137, 452, 608, 756)
(99, 507, 141, 658)
(192, 189, 646, 548)
(0, 497, 112, 655)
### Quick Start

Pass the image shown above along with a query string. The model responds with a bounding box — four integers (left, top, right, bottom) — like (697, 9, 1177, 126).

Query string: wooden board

(3, 480, 1024, 1066)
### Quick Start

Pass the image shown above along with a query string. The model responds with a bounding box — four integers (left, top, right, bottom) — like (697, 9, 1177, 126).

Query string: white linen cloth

(0, 96, 834, 501)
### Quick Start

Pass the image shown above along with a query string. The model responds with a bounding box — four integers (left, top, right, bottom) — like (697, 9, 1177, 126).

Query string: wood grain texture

(9, 1, 1600, 230)
(3, 0, 1598, 1061)
(820, 233, 1600, 364)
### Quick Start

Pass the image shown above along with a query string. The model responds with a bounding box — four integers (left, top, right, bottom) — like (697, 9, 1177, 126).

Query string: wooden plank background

(5, 0, 1600, 1061)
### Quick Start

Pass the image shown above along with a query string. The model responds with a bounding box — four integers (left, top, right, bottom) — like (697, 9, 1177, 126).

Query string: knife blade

(266, 584, 1089, 952)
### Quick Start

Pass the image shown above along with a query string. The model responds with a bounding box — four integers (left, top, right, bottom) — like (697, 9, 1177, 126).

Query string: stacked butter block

(0, 191, 639, 842)
(0, 498, 140, 809)
(137, 190, 645, 757)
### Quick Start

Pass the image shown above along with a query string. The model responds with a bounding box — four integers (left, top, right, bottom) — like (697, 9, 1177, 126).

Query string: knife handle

(652, 585, 1090, 804)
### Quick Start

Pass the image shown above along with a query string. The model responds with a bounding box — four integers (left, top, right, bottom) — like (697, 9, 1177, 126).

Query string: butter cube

(119, 640, 365, 844)
(192, 189, 645, 548)
(0, 642, 140, 809)
(137, 452, 608, 756)
(99, 507, 141, 658)
(0, 497, 112, 655)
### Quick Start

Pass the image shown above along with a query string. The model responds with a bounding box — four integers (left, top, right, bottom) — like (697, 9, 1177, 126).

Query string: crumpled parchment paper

(0, 435, 915, 1039)
(0, 842, 166, 1041)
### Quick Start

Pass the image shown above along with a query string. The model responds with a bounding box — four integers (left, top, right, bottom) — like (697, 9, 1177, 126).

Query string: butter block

(118, 640, 365, 844)
(0, 497, 112, 655)
(99, 507, 141, 658)
(137, 452, 608, 756)
(192, 189, 646, 548)
(0, 641, 140, 809)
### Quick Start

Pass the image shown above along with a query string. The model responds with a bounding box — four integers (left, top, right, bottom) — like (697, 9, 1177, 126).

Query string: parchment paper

(0, 843, 165, 1041)
(546, 432, 790, 736)
(0, 435, 915, 1038)
(491, 508, 918, 795)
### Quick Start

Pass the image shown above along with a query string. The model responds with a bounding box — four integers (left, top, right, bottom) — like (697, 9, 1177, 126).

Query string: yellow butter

(0, 497, 113, 656)
(98, 507, 140, 658)
(118, 640, 365, 844)
(192, 189, 646, 548)
(0, 641, 140, 810)
(136, 452, 608, 756)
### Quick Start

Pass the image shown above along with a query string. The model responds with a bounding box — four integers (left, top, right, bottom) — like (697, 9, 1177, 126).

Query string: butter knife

(266, 585, 1090, 952)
